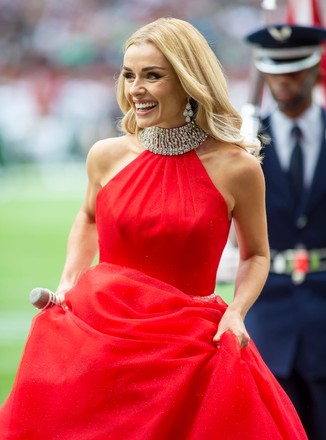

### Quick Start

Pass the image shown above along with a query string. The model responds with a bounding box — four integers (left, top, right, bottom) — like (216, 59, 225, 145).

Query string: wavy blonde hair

(116, 17, 261, 157)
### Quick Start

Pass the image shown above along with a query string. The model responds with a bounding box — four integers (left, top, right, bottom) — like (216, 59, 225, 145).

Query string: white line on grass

(0, 311, 35, 343)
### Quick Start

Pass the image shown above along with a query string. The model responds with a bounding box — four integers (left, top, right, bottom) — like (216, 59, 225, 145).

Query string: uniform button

(272, 253, 286, 273)
(296, 216, 307, 229)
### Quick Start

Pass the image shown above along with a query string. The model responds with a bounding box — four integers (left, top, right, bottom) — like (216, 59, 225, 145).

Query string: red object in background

(294, 248, 309, 273)
(286, 0, 326, 106)
(292, 247, 309, 284)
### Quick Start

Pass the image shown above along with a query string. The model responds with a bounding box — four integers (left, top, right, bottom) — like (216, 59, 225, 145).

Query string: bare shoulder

(200, 139, 262, 181)
(219, 145, 266, 212)
(87, 135, 131, 167)
(224, 145, 264, 185)
(86, 134, 140, 187)
(198, 140, 264, 214)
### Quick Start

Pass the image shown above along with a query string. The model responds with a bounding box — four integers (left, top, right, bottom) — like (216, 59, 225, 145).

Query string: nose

(267, 73, 293, 89)
(277, 73, 291, 81)
(129, 79, 146, 97)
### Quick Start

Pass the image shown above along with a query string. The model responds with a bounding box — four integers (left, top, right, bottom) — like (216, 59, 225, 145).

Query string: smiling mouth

(134, 102, 157, 112)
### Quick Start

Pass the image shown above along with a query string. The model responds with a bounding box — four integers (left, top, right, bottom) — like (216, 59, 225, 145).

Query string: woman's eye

(122, 72, 161, 81)
(147, 72, 161, 80)
(122, 72, 134, 80)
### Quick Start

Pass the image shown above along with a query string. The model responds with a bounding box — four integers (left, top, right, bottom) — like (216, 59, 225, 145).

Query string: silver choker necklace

(138, 121, 208, 156)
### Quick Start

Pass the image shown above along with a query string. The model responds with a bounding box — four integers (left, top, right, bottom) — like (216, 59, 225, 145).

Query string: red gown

(0, 150, 307, 439)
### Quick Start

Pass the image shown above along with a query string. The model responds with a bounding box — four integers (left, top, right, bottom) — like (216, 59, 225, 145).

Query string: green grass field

(0, 164, 234, 405)
(0, 164, 85, 404)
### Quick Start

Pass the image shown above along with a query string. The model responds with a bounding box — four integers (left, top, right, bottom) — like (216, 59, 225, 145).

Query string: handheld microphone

(29, 288, 60, 310)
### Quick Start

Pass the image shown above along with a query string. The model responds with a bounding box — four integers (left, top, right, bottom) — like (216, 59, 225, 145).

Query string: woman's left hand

(213, 308, 250, 349)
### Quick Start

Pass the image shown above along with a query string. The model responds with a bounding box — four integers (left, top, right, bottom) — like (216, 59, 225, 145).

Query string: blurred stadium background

(1, 0, 325, 404)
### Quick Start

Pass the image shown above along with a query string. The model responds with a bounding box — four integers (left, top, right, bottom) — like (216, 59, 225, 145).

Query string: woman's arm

(55, 143, 105, 307)
(56, 206, 98, 307)
(213, 153, 270, 348)
(55, 136, 136, 308)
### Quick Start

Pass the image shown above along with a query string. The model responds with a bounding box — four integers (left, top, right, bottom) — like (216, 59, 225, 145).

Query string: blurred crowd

(0, 0, 286, 165)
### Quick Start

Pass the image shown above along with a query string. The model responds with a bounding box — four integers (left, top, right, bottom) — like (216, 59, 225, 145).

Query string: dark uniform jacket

(245, 107, 326, 381)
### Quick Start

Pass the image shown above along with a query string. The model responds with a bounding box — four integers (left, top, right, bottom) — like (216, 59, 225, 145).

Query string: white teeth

(135, 102, 156, 109)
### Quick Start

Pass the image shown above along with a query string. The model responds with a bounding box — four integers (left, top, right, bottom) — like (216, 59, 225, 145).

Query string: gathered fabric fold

(0, 263, 306, 439)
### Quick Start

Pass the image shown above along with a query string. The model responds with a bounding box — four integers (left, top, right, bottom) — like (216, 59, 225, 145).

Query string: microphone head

(29, 288, 54, 309)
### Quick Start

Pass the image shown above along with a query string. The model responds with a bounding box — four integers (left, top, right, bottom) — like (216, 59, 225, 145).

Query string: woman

(0, 18, 307, 439)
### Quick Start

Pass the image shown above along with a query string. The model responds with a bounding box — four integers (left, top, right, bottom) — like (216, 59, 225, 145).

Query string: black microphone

(29, 288, 60, 310)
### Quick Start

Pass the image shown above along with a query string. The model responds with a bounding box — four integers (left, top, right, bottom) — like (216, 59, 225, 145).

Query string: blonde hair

(116, 17, 261, 157)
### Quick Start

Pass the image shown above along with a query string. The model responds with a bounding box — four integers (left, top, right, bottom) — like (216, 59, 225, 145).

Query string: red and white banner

(286, 0, 326, 106)
(287, 0, 323, 25)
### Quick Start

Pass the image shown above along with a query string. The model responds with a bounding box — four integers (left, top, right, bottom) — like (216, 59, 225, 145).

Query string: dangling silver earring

(183, 99, 194, 123)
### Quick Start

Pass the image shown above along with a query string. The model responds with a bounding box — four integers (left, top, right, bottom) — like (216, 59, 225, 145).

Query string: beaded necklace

(138, 121, 208, 156)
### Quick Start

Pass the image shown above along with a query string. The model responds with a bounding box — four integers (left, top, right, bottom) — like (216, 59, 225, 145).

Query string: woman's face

(122, 42, 188, 128)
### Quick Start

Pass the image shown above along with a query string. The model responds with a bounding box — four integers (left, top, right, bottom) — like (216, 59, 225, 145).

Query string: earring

(183, 99, 194, 123)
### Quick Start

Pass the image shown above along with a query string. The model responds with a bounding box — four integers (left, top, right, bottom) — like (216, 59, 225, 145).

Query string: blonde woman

(0, 18, 306, 439)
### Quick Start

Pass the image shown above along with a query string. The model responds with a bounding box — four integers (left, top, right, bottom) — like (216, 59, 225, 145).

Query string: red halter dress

(0, 149, 307, 439)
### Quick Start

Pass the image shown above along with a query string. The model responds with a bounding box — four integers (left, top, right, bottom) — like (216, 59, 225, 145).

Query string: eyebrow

(122, 65, 167, 72)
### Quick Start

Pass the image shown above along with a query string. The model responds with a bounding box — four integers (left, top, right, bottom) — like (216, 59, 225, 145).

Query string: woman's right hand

(56, 284, 74, 311)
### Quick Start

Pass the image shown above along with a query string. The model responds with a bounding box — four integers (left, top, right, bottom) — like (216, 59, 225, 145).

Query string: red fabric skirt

(0, 263, 307, 439)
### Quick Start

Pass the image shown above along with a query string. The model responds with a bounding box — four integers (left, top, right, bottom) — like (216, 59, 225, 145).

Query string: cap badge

(268, 26, 292, 42)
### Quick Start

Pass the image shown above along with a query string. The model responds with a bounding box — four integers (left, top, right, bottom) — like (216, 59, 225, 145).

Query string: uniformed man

(245, 24, 326, 440)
